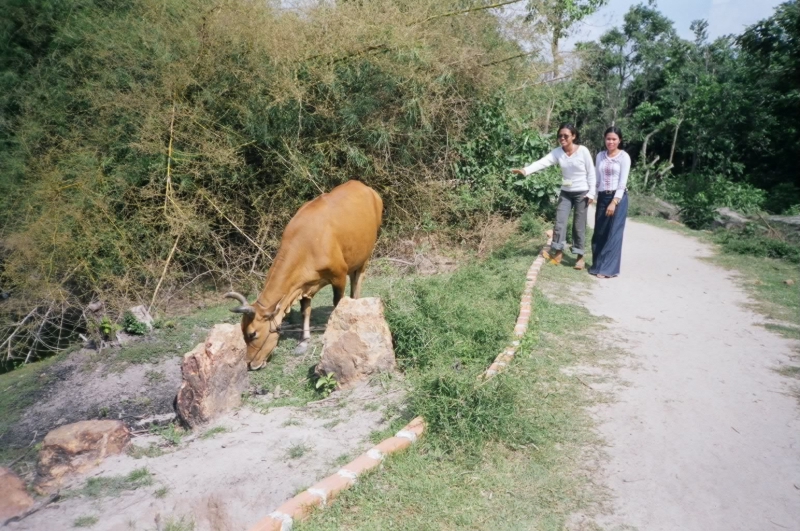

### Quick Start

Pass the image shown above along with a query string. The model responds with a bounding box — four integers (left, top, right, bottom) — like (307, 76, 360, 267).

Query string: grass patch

(127, 443, 165, 459)
(151, 423, 186, 446)
(291, 228, 608, 530)
(109, 304, 240, 368)
(163, 517, 195, 531)
(296, 259, 605, 530)
(154, 486, 170, 498)
(199, 426, 228, 439)
(67, 468, 153, 499)
(73, 515, 99, 528)
(287, 443, 311, 459)
(0, 354, 62, 445)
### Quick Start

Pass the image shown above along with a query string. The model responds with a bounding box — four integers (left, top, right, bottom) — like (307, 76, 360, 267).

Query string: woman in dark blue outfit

(590, 127, 630, 278)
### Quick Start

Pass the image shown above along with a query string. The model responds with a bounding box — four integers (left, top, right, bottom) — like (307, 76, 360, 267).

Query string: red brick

(248, 515, 285, 531)
(375, 436, 412, 455)
(275, 490, 322, 521)
(312, 473, 355, 504)
(344, 453, 383, 476)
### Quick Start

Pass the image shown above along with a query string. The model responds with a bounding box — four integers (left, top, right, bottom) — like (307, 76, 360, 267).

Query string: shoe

(544, 250, 563, 265)
(574, 256, 585, 270)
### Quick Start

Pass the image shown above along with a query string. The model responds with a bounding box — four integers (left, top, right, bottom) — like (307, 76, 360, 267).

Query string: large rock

(37, 420, 130, 492)
(316, 297, 396, 388)
(712, 207, 749, 230)
(175, 323, 248, 429)
(0, 467, 34, 520)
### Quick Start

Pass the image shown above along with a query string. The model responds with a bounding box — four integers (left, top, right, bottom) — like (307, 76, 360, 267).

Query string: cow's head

(224, 292, 281, 370)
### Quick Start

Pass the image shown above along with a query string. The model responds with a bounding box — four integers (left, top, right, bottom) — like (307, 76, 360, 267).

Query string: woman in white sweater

(512, 123, 596, 269)
(589, 126, 631, 278)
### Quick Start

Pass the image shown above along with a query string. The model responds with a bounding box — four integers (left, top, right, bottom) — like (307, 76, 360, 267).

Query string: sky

(564, 0, 785, 48)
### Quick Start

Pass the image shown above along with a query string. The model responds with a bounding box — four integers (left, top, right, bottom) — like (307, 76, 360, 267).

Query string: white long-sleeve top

(595, 150, 631, 199)
(521, 145, 597, 198)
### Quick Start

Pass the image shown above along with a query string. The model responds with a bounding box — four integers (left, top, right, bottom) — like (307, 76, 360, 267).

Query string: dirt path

(580, 220, 800, 531)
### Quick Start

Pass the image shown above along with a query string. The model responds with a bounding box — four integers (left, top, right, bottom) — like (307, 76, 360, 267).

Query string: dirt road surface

(581, 220, 800, 531)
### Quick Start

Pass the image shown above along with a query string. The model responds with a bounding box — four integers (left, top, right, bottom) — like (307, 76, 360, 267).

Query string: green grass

(154, 486, 170, 498)
(293, 232, 608, 530)
(73, 515, 99, 528)
(199, 426, 228, 439)
(66, 467, 154, 499)
(108, 304, 240, 368)
(163, 517, 195, 531)
(150, 423, 186, 446)
(287, 443, 311, 459)
(126, 443, 165, 459)
(0, 353, 63, 450)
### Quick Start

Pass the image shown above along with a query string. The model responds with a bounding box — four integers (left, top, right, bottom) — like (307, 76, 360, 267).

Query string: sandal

(543, 250, 563, 265)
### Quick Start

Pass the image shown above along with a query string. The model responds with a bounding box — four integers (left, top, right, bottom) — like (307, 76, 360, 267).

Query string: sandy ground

(577, 220, 800, 531)
(7, 379, 402, 531)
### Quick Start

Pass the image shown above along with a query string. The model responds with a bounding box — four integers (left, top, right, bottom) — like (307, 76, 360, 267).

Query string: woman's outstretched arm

(511, 149, 557, 176)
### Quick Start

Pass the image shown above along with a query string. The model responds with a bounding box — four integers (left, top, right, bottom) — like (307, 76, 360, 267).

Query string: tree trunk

(641, 125, 663, 190)
(551, 27, 560, 78)
(543, 98, 555, 134)
(669, 117, 683, 165)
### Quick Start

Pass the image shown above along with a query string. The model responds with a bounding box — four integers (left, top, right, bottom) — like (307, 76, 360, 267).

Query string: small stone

(784, 279, 795, 286)
(37, 420, 130, 493)
(0, 467, 34, 520)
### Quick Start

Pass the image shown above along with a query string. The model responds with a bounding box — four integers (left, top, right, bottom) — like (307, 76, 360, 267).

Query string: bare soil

(6, 378, 403, 531)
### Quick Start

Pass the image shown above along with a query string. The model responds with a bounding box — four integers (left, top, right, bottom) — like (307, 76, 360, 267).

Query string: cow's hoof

(247, 361, 266, 371)
(294, 340, 310, 355)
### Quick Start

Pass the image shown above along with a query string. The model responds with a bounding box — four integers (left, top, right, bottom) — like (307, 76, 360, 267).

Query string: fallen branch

(2, 493, 60, 527)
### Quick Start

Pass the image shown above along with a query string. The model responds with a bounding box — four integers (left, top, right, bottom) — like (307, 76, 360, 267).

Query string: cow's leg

(332, 275, 347, 307)
(295, 296, 312, 355)
(350, 263, 368, 299)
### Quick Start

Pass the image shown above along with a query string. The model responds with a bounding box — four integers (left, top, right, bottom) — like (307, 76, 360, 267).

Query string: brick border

(247, 231, 553, 531)
(482, 230, 553, 379)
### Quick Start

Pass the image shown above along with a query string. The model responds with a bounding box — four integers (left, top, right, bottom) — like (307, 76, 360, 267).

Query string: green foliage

(73, 516, 99, 528)
(713, 226, 800, 263)
(453, 98, 560, 217)
(150, 423, 185, 446)
(315, 373, 338, 397)
(122, 312, 148, 336)
(0, 0, 534, 368)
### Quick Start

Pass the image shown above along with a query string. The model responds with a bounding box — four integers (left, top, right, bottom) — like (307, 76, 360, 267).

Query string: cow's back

(281, 181, 382, 272)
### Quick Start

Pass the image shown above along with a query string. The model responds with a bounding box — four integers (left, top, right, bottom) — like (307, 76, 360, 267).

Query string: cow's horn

(224, 292, 255, 316)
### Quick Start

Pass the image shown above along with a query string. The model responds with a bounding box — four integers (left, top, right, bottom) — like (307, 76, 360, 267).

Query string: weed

(363, 402, 380, 412)
(287, 443, 310, 459)
(127, 444, 164, 459)
(154, 486, 170, 499)
(122, 312, 149, 336)
(333, 453, 352, 467)
(322, 419, 341, 429)
(199, 426, 228, 439)
(73, 515, 99, 528)
(163, 517, 194, 531)
(282, 418, 302, 427)
(315, 373, 337, 397)
(145, 370, 166, 384)
(151, 423, 185, 446)
(68, 468, 154, 499)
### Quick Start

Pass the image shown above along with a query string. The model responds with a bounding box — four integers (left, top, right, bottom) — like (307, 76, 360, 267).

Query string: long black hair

(557, 123, 580, 144)
(603, 126, 624, 149)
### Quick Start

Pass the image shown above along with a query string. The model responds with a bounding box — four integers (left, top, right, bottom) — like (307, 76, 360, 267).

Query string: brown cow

(225, 180, 383, 370)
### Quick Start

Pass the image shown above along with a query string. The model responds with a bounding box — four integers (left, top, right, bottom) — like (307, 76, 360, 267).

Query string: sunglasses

(557, 134, 571, 139)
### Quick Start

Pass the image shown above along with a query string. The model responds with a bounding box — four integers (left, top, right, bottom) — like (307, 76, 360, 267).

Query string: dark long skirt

(589, 192, 628, 277)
